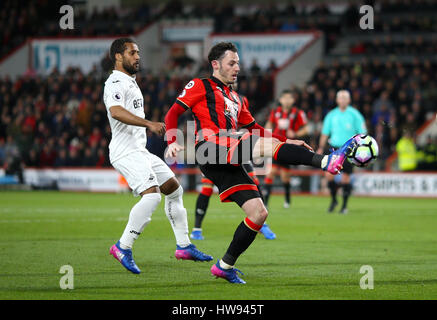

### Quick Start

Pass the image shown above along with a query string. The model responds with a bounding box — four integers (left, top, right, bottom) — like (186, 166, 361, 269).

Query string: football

(347, 134, 379, 167)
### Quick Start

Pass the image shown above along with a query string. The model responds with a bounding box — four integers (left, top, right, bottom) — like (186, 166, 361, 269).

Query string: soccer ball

(347, 134, 379, 167)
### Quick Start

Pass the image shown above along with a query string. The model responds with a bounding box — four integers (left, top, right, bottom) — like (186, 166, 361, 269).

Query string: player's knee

(166, 185, 183, 199)
(146, 192, 162, 207)
(257, 205, 269, 222)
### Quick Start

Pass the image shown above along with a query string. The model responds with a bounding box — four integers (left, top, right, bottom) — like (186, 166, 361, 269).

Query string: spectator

(82, 147, 97, 167)
(66, 148, 82, 167)
(396, 129, 417, 171)
(54, 149, 68, 168)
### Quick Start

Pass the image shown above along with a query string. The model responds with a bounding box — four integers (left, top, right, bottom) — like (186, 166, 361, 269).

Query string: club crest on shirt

(185, 81, 195, 90)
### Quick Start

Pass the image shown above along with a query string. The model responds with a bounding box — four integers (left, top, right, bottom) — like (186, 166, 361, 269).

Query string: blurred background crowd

(1, 0, 436, 179)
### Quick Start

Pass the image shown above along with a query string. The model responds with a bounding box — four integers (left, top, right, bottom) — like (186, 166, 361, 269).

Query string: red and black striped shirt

(173, 76, 255, 146)
(165, 76, 287, 147)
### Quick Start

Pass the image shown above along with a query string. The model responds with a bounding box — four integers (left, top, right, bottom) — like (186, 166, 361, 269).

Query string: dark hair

(110, 38, 136, 64)
(280, 89, 294, 97)
(208, 42, 237, 63)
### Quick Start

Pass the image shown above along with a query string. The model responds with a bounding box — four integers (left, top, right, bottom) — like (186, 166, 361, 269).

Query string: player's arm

(164, 79, 203, 158)
(164, 101, 187, 157)
(109, 106, 165, 135)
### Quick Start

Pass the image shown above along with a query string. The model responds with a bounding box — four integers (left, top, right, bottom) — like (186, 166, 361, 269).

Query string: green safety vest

(396, 137, 417, 171)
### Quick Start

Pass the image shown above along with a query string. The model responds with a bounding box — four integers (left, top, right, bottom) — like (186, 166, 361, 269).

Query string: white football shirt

(103, 70, 147, 163)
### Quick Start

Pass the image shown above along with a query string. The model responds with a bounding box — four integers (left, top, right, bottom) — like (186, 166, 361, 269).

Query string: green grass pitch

(1, 191, 437, 300)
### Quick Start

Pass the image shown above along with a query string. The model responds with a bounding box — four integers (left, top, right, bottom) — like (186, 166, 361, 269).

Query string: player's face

(121, 43, 140, 75)
(216, 50, 240, 85)
(336, 91, 351, 108)
(279, 93, 294, 110)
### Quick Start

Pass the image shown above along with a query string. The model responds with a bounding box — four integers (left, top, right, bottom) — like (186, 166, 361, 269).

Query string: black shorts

(198, 163, 261, 207)
(326, 144, 353, 175)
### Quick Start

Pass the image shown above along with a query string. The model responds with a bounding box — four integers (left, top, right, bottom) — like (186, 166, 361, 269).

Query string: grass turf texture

(0, 191, 436, 300)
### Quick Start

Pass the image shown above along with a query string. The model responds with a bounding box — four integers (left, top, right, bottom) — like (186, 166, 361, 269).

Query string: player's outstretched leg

(162, 180, 213, 262)
(322, 137, 357, 174)
(110, 191, 161, 274)
(268, 136, 357, 175)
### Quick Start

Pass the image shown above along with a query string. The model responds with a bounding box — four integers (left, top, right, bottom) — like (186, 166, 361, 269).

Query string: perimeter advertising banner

(207, 32, 315, 69)
(23, 168, 121, 192)
(15, 169, 437, 197)
(32, 38, 114, 74)
(353, 173, 437, 197)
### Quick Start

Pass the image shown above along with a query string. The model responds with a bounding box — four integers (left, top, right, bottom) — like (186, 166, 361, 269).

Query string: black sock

(275, 143, 323, 168)
(283, 182, 290, 204)
(342, 183, 352, 209)
(194, 193, 210, 229)
(263, 183, 272, 206)
(328, 180, 338, 202)
(222, 220, 259, 266)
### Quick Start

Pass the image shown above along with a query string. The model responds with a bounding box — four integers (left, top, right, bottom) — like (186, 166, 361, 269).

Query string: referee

(317, 90, 367, 214)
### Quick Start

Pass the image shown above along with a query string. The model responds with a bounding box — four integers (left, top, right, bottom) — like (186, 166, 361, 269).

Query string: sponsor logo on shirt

(133, 98, 143, 109)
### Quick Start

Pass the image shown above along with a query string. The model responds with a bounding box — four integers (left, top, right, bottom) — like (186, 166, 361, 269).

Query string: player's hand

(165, 142, 185, 158)
(147, 121, 166, 135)
(286, 139, 314, 152)
(316, 147, 324, 154)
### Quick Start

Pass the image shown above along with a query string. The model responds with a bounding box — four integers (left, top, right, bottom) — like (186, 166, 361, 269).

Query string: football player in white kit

(104, 38, 212, 274)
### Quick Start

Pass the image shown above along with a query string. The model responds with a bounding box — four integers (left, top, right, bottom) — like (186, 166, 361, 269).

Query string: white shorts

(112, 150, 175, 196)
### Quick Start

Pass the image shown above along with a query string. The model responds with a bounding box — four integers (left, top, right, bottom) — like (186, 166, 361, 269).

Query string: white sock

(165, 185, 191, 247)
(219, 259, 233, 270)
(119, 192, 161, 249)
(321, 155, 328, 169)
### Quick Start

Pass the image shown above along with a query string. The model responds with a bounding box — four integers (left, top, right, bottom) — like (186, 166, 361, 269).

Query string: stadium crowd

(3, 0, 437, 61)
(291, 58, 437, 162)
(1, 56, 436, 172)
(350, 36, 437, 55)
(0, 0, 158, 59)
(1, 0, 437, 175)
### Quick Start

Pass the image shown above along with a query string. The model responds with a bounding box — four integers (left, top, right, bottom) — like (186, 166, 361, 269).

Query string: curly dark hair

(110, 37, 136, 65)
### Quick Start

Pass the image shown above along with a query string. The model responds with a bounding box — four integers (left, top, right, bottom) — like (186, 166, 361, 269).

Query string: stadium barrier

(3, 168, 435, 197)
